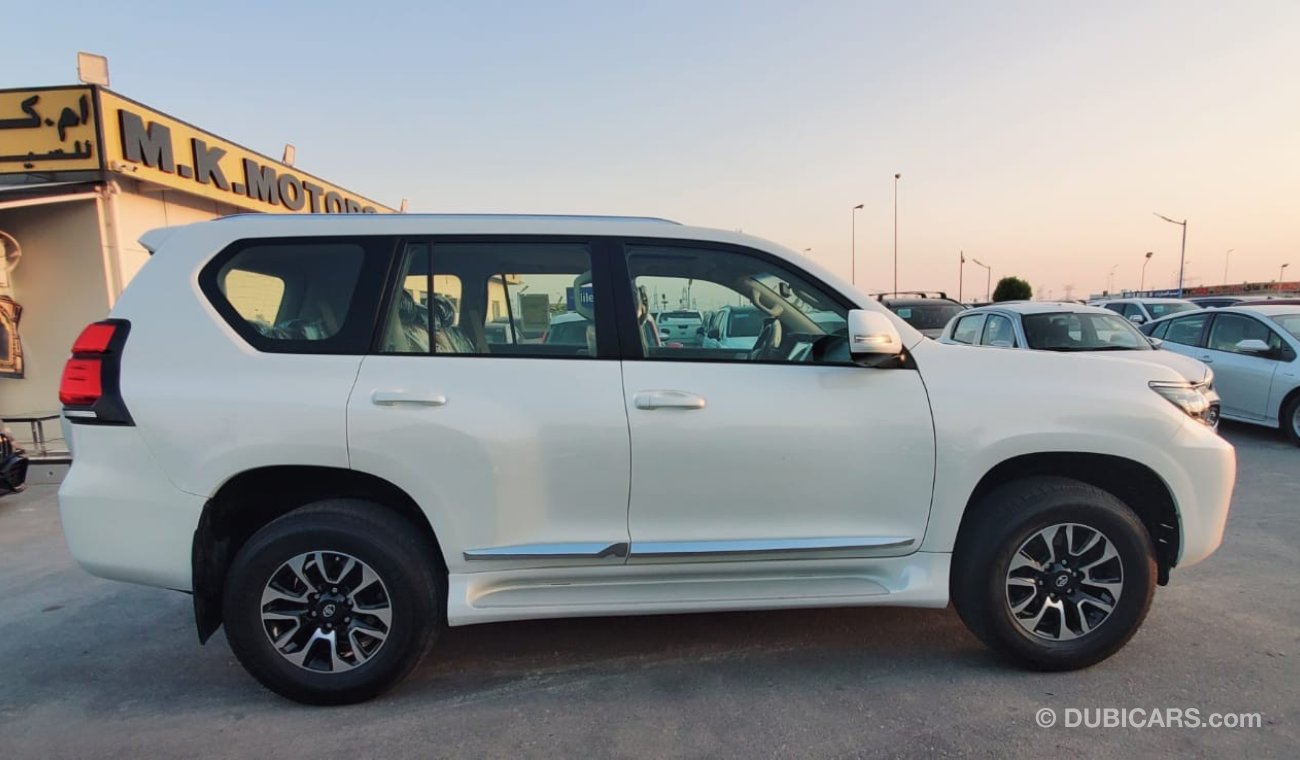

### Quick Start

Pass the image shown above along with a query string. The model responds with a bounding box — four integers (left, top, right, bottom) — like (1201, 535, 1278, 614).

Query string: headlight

(1150, 381, 1218, 426)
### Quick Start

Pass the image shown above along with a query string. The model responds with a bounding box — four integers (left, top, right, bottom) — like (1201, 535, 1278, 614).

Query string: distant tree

(993, 276, 1032, 302)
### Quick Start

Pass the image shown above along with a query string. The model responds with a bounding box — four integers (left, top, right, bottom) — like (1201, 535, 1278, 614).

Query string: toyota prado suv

(58, 214, 1235, 704)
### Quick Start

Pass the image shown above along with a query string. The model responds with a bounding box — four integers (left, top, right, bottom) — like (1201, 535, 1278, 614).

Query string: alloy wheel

(1004, 523, 1124, 641)
(259, 551, 393, 672)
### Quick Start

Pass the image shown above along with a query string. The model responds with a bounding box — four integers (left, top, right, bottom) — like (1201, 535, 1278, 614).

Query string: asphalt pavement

(1, 423, 1296, 759)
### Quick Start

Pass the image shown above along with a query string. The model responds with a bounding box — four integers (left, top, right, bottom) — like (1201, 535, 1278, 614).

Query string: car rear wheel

(952, 476, 1156, 671)
(222, 500, 442, 704)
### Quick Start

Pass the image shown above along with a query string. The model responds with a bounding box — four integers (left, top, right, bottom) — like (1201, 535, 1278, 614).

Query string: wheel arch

(191, 465, 446, 643)
(956, 452, 1180, 585)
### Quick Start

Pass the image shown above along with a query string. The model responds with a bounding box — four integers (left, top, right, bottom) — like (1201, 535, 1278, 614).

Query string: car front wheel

(1282, 394, 1300, 447)
(952, 476, 1157, 671)
(222, 500, 442, 704)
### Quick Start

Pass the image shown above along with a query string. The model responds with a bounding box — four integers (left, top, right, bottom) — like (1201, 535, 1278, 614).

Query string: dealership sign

(1, 86, 390, 214)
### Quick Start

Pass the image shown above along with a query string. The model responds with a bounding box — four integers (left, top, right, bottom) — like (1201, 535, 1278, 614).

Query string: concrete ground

(1, 423, 1296, 759)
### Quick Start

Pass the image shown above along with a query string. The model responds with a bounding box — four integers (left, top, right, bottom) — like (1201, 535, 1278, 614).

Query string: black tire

(1282, 394, 1300, 447)
(951, 476, 1156, 671)
(222, 499, 443, 704)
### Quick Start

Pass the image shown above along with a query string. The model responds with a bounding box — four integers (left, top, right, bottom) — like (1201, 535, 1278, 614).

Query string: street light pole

(1282, 263, 1291, 294)
(851, 203, 863, 285)
(959, 250, 965, 303)
(1140, 251, 1154, 293)
(1154, 212, 1188, 297)
(893, 174, 901, 293)
(972, 258, 992, 302)
(1223, 249, 1234, 286)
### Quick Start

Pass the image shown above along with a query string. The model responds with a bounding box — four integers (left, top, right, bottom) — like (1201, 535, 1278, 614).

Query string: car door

(1199, 313, 1283, 420)
(1155, 311, 1212, 361)
(347, 239, 632, 571)
(616, 242, 935, 560)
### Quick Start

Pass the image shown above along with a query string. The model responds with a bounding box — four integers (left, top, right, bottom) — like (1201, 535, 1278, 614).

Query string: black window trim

(198, 235, 398, 355)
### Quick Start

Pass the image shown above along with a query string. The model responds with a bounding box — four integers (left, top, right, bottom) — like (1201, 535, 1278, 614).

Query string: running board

(463, 536, 914, 562)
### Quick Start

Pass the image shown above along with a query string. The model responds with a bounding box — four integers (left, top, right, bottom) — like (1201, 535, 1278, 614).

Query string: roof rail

(215, 213, 682, 225)
(871, 290, 950, 300)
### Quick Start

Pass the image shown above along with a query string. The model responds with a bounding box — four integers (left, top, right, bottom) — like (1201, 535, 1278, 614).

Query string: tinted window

(1163, 313, 1211, 347)
(950, 314, 985, 344)
(1121, 303, 1145, 319)
(1102, 303, 1125, 314)
(1207, 314, 1284, 355)
(1273, 313, 1300, 342)
(1023, 313, 1149, 351)
(1144, 302, 1197, 318)
(891, 302, 965, 330)
(625, 245, 848, 363)
(379, 242, 604, 358)
(203, 238, 385, 354)
(1148, 319, 1171, 339)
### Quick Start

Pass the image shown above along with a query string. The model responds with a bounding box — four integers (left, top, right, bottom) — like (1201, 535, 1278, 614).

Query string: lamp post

(850, 203, 863, 284)
(971, 258, 992, 302)
(892, 174, 901, 293)
(1223, 249, 1234, 287)
(1282, 263, 1291, 294)
(1154, 212, 1188, 296)
(1108, 264, 1118, 295)
(1140, 251, 1154, 293)
(959, 250, 965, 303)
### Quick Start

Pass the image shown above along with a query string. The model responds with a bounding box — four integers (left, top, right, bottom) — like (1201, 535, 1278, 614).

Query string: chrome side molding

(463, 542, 629, 561)
(629, 536, 915, 558)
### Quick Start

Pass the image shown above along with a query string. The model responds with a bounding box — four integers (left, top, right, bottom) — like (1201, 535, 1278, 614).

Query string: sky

(3, 0, 1298, 299)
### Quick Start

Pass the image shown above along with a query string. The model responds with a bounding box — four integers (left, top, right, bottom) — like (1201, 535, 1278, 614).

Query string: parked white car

(938, 302, 1219, 423)
(1093, 297, 1200, 326)
(701, 305, 764, 350)
(1142, 304, 1300, 444)
(58, 214, 1234, 704)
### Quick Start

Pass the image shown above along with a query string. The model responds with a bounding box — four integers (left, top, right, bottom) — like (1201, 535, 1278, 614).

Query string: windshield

(1143, 301, 1197, 318)
(1023, 312, 1151, 351)
(891, 303, 965, 330)
(1273, 313, 1300, 341)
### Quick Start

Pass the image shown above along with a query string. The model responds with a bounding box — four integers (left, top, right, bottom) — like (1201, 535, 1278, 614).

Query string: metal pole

(1177, 220, 1187, 297)
(959, 251, 964, 303)
(986, 268, 991, 302)
(1141, 252, 1153, 293)
(892, 174, 901, 293)
(1223, 249, 1234, 286)
(851, 204, 863, 285)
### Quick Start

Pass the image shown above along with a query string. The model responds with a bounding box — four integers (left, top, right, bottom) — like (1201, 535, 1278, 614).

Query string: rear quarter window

(200, 237, 392, 354)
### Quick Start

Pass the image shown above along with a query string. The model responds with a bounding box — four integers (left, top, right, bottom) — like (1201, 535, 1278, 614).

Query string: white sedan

(939, 301, 1219, 420)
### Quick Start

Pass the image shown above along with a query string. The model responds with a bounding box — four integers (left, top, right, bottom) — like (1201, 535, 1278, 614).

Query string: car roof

(963, 301, 1116, 315)
(1232, 304, 1300, 316)
(1101, 296, 1192, 304)
(883, 297, 962, 306)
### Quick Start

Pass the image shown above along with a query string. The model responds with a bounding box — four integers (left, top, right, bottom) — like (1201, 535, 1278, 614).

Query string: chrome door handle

(1199, 355, 1214, 364)
(633, 390, 706, 410)
(370, 389, 448, 406)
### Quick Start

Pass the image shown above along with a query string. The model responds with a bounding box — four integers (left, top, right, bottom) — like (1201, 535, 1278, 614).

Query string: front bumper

(1166, 420, 1236, 568)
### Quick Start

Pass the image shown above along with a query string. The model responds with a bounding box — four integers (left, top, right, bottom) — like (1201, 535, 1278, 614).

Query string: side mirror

(1235, 338, 1272, 354)
(707, 328, 720, 340)
(1147, 337, 1164, 349)
(847, 309, 903, 365)
(1129, 314, 1147, 324)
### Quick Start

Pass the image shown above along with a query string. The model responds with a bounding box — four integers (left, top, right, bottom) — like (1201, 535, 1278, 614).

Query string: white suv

(58, 214, 1235, 704)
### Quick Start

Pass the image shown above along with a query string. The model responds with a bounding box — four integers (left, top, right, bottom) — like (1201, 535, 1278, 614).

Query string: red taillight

(59, 321, 120, 408)
(72, 322, 117, 354)
(59, 358, 104, 406)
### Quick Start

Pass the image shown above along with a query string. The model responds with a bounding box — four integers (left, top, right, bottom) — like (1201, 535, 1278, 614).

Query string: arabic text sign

(98, 91, 390, 214)
(0, 87, 101, 174)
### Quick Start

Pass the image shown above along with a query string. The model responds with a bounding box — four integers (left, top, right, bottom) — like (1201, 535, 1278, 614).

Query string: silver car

(939, 301, 1220, 421)
(1143, 305, 1300, 445)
